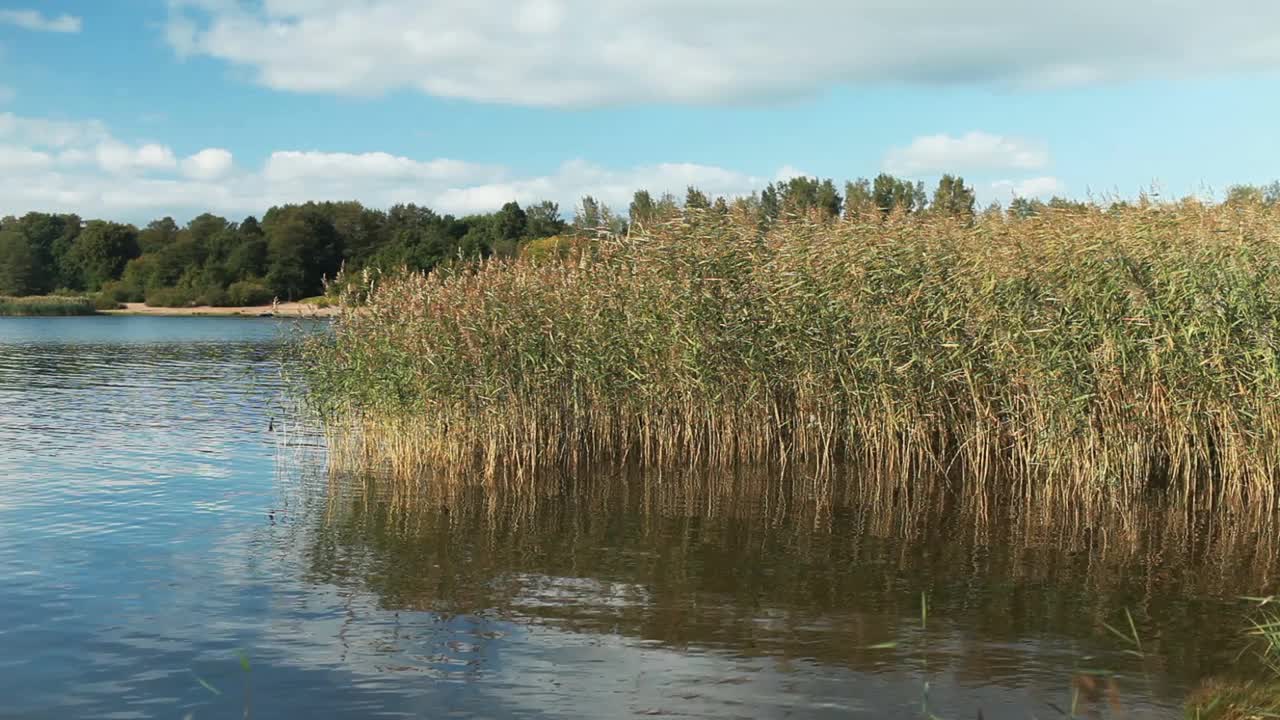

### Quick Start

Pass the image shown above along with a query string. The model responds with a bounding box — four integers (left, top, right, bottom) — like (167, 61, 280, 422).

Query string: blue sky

(1, 0, 1278, 223)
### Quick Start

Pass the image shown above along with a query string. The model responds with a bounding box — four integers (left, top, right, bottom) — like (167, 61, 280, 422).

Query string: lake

(0, 316, 1271, 718)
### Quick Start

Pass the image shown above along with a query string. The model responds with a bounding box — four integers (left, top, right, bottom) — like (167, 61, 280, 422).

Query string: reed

(302, 199, 1280, 517)
(0, 295, 98, 316)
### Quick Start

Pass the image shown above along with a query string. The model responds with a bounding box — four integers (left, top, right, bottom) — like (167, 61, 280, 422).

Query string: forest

(1, 171, 1277, 307)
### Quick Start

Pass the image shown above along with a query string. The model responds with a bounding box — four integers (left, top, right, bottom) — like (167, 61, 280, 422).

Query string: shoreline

(102, 302, 338, 318)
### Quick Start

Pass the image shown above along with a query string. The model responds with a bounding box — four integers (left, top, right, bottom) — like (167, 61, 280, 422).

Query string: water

(0, 316, 1272, 719)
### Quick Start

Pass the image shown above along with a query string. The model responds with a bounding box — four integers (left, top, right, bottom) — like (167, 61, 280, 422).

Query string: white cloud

(884, 132, 1049, 176)
(181, 148, 234, 180)
(991, 176, 1064, 199)
(164, 1, 1280, 107)
(0, 111, 771, 222)
(263, 151, 493, 184)
(0, 112, 108, 148)
(0, 145, 53, 171)
(0, 8, 81, 33)
(774, 165, 808, 183)
(95, 140, 179, 174)
(435, 159, 764, 215)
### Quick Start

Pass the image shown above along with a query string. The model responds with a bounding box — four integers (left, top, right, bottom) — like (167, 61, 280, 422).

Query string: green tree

(1008, 197, 1045, 219)
(490, 201, 527, 256)
(629, 190, 656, 227)
(263, 207, 342, 299)
(779, 176, 841, 219)
(0, 227, 40, 295)
(931, 174, 976, 219)
(14, 212, 80, 291)
(759, 183, 780, 225)
(1226, 184, 1265, 206)
(138, 217, 180, 254)
(684, 186, 711, 211)
(872, 173, 925, 215)
(573, 196, 604, 232)
(64, 221, 140, 291)
(1265, 181, 1280, 205)
(843, 179, 875, 219)
(525, 201, 565, 238)
(573, 197, 626, 235)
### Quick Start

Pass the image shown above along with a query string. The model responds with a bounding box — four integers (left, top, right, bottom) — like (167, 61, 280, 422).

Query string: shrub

(144, 286, 196, 308)
(195, 286, 230, 307)
(521, 235, 578, 262)
(92, 293, 123, 311)
(227, 280, 274, 307)
(99, 280, 142, 304)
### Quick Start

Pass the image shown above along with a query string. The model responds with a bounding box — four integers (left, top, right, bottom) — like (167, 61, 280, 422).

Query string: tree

(777, 176, 841, 219)
(872, 174, 926, 215)
(138, 217, 180, 254)
(264, 208, 342, 299)
(1265, 181, 1280, 206)
(843, 179, 875, 219)
(490, 201, 527, 256)
(524, 201, 565, 238)
(759, 183, 780, 225)
(13, 212, 80, 291)
(931, 174, 976, 219)
(1008, 197, 1043, 219)
(225, 237, 268, 281)
(685, 186, 711, 211)
(629, 190, 656, 227)
(574, 196, 603, 232)
(64, 221, 140, 291)
(0, 227, 40, 296)
(1226, 184, 1266, 206)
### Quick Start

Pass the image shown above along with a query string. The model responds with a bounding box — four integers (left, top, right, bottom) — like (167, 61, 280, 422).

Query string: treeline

(2, 173, 1278, 306)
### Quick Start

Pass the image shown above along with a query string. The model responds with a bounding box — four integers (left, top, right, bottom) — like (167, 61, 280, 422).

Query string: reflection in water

(308, 468, 1278, 717)
(0, 316, 1274, 719)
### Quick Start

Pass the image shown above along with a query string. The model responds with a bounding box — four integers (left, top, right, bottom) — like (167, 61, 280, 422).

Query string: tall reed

(302, 200, 1280, 518)
(0, 295, 98, 316)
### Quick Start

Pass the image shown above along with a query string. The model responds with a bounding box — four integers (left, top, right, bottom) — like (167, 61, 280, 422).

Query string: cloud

(263, 151, 494, 184)
(95, 140, 179, 174)
(0, 9, 81, 33)
(0, 112, 108, 148)
(181, 148, 234, 180)
(0, 111, 770, 222)
(0, 145, 53, 171)
(164, 1, 1280, 107)
(883, 132, 1049, 176)
(434, 159, 764, 215)
(991, 176, 1064, 199)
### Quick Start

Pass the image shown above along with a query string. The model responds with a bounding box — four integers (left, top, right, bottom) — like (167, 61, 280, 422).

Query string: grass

(302, 199, 1280, 519)
(1186, 601, 1280, 719)
(0, 295, 98, 316)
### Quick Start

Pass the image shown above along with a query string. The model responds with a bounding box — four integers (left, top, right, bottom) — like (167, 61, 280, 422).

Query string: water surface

(0, 316, 1270, 719)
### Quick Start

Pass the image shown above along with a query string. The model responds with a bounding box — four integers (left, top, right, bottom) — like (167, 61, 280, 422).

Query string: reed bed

(0, 295, 98, 316)
(302, 200, 1280, 519)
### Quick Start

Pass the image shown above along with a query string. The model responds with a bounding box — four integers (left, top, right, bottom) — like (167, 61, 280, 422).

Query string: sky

(0, 0, 1278, 224)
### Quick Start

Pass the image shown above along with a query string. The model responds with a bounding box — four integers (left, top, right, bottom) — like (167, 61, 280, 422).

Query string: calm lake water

(0, 316, 1273, 719)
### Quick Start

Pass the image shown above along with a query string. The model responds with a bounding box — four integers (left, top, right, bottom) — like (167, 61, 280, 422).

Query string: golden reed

(301, 199, 1280, 521)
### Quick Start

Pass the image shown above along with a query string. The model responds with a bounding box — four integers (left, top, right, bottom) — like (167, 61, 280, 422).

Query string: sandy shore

(103, 302, 338, 318)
